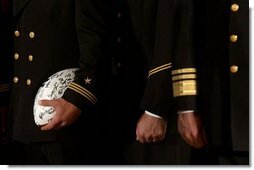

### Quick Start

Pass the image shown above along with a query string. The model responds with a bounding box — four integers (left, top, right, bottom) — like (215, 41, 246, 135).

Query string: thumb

(39, 99, 56, 107)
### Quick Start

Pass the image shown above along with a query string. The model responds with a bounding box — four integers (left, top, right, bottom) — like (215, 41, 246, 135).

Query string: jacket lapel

(13, 0, 31, 17)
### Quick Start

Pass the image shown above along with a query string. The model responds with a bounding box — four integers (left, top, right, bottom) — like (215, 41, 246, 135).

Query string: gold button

(14, 30, 20, 37)
(28, 55, 33, 61)
(13, 77, 19, 83)
(14, 53, 19, 60)
(29, 32, 35, 39)
(26, 79, 32, 86)
(230, 65, 238, 73)
(230, 34, 238, 43)
(231, 4, 239, 12)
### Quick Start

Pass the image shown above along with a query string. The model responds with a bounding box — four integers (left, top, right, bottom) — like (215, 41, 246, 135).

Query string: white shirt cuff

(145, 110, 162, 118)
(177, 110, 195, 114)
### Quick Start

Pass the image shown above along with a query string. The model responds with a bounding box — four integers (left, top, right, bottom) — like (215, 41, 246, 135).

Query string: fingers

(137, 135, 163, 144)
(41, 113, 67, 131)
(137, 137, 146, 144)
(41, 116, 60, 131)
(190, 126, 208, 148)
(193, 138, 206, 148)
(136, 126, 146, 143)
(177, 112, 208, 148)
(39, 100, 59, 130)
(152, 136, 162, 143)
(135, 112, 167, 144)
(193, 130, 208, 148)
(40, 98, 80, 131)
(41, 120, 66, 131)
(178, 127, 207, 148)
(136, 128, 165, 144)
(136, 130, 154, 143)
(136, 126, 166, 143)
(39, 99, 56, 107)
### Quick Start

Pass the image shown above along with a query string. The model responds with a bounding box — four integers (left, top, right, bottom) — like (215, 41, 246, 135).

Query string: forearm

(63, 0, 111, 110)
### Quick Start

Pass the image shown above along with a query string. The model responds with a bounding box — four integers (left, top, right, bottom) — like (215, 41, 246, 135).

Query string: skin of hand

(177, 112, 207, 148)
(136, 113, 167, 143)
(39, 98, 81, 131)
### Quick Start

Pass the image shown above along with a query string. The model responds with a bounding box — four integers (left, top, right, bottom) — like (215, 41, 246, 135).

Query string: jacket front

(11, 0, 81, 142)
(197, 0, 249, 152)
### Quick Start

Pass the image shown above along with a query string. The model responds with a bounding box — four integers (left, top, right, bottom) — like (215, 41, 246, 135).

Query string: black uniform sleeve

(62, 0, 111, 110)
(140, 0, 174, 119)
(140, 0, 197, 118)
(171, 0, 197, 111)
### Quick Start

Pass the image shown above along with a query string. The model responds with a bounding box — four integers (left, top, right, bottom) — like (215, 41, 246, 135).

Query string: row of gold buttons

(230, 3, 239, 74)
(14, 53, 33, 61)
(229, 3, 239, 44)
(14, 30, 35, 39)
(13, 77, 32, 85)
(13, 30, 34, 86)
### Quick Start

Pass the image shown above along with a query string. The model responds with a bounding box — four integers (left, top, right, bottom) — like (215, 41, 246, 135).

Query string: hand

(177, 112, 207, 148)
(136, 113, 167, 143)
(40, 98, 81, 131)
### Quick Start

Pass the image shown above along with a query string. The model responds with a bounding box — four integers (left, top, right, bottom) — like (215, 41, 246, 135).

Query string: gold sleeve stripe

(70, 82, 97, 101)
(148, 63, 172, 78)
(68, 83, 97, 104)
(172, 68, 196, 76)
(68, 85, 96, 104)
(173, 80, 197, 97)
(69, 82, 97, 103)
(149, 63, 172, 74)
(172, 74, 197, 81)
(68, 86, 96, 104)
(0, 84, 10, 92)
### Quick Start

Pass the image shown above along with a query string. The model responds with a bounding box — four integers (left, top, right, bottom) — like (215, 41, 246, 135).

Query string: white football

(33, 68, 78, 126)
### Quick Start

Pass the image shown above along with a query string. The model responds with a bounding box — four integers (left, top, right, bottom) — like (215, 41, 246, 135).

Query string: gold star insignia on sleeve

(84, 77, 92, 84)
